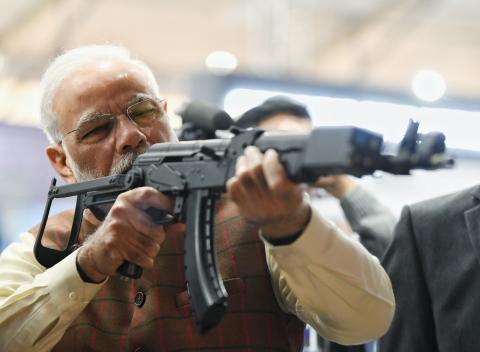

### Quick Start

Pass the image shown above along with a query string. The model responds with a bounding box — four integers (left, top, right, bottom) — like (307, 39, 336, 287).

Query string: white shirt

(0, 207, 395, 351)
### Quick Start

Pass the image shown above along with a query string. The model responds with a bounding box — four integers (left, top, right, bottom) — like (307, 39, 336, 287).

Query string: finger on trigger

(128, 187, 174, 214)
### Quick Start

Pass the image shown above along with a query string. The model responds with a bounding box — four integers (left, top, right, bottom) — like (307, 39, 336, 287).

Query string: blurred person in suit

(379, 185, 480, 351)
(0, 45, 394, 351)
(236, 96, 397, 352)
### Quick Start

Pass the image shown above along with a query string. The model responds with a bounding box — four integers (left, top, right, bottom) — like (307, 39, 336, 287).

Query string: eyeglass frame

(58, 96, 167, 145)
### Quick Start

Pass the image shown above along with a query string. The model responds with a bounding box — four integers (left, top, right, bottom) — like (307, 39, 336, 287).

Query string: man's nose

(115, 115, 147, 153)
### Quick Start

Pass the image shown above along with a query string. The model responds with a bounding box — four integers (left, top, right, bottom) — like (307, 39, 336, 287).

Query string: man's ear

(46, 144, 76, 183)
(162, 99, 168, 113)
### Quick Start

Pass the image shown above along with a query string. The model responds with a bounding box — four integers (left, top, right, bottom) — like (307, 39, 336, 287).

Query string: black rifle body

(34, 124, 450, 334)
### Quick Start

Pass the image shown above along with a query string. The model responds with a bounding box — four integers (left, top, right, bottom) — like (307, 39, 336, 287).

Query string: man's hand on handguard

(226, 146, 311, 242)
(314, 175, 358, 199)
(77, 187, 173, 283)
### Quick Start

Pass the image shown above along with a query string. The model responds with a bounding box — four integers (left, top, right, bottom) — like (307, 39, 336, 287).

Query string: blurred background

(0, 0, 478, 251)
(0, 1, 479, 351)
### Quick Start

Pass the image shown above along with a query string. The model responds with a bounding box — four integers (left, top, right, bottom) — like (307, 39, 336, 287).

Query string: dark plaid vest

(51, 200, 305, 352)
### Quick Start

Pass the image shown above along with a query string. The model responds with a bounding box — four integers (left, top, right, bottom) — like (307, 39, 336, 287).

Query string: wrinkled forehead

(52, 60, 155, 126)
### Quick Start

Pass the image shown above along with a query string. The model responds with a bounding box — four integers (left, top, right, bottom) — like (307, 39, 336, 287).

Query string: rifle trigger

(145, 207, 174, 224)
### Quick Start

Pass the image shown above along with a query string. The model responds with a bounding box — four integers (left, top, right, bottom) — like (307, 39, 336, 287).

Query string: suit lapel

(465, 186, 480, 264)
(471, 186, 480, 202)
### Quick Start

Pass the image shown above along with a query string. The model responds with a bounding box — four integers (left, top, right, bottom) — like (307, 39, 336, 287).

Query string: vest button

(134, 291, 146, 307)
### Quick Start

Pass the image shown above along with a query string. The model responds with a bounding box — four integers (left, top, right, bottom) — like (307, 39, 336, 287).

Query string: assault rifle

(34, 120, 452, 334)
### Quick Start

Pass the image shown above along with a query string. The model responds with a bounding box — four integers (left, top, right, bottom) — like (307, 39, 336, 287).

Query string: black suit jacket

(379, 185, 480, 352)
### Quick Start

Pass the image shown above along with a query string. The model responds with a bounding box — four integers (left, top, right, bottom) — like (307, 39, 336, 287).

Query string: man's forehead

(62, 61, 150, 98)
(53, 60, 153, 119)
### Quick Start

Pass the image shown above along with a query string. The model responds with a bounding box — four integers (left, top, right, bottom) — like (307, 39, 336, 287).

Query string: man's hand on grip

(77, 187, 172, 282)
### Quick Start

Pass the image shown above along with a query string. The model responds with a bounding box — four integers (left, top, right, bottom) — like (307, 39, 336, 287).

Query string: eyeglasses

(60, 98, 166, 145)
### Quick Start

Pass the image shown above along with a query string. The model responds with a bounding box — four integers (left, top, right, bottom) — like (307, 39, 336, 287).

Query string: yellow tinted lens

(77, 114, 115, 143)
(127, 100, 162, 126)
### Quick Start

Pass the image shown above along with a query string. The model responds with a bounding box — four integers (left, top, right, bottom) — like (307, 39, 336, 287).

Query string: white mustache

(69, 145, 150, 182)
(110, 145, 149, 176)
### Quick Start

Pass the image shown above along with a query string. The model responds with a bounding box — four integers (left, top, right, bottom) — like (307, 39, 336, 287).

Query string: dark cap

(234, 95, 311, 128)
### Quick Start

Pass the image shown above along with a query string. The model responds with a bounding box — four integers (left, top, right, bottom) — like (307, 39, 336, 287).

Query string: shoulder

(408, 185, 480, 221)
(396, 185, 480, 249)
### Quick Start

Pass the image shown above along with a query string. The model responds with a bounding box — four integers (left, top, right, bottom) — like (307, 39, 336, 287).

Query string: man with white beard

(0, 45, 394, 351)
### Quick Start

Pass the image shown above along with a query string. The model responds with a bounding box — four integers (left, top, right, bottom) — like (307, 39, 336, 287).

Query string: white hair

(40, 44, 160, 144)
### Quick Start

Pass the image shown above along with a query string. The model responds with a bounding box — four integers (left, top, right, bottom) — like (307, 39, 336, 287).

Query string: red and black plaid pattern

(51, 199, 305, 352)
